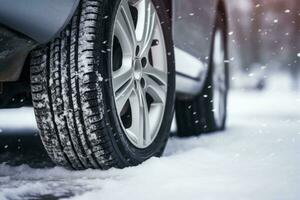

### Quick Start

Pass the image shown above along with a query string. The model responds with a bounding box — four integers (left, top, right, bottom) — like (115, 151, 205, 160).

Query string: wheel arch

(0, 0, 80, 44)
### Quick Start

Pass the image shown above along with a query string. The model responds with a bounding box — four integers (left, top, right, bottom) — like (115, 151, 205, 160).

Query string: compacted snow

(0, 79, 300, 200)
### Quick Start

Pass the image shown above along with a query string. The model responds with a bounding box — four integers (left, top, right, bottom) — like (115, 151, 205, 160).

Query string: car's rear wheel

(30, 0, 175, 170)
(175, 9, 228, 137)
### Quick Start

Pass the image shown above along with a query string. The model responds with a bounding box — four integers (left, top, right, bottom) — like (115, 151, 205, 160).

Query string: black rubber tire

(30, 0, 175, 170)
(175, 8, 229, 137)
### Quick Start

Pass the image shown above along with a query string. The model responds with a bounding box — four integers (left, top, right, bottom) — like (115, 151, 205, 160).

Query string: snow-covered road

(0, 86, 300, 200)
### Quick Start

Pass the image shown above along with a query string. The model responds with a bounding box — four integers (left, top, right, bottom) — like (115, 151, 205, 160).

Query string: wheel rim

(212, 29, 226, 128)
(111, 0, 168, 148)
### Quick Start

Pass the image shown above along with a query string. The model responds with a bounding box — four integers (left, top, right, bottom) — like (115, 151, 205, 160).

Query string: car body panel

(0, 0, 79, 81)
(173, 0, 220, 94)
(0, 26, 36, 81)
(0, 0, 225, 96)
(0, 0, 80, 43)
(174, 47, 207, 95)
(173, 0, 217, 60)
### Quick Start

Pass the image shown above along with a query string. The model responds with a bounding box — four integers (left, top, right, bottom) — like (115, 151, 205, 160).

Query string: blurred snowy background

(228, 0, 300, 91)
(0, 0, 300, 200)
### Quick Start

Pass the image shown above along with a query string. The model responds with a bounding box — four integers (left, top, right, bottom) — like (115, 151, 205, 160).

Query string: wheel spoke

(115, 80, 134, 113)
(127, 90, 140, 143)
(219, 80, 227, 94)
(115, 1, 137, 55)
(138, 84, 150, 146)
(213, 30, 225, 66)
(214, 72, 226, 94)
(144, 75, 166, 104)
(112, 67, 133, 93)
(136, 0, 156, 56)
(213, 52, 224, 66)
(128, 85, 150, 146)
(143, 64, 167, 86)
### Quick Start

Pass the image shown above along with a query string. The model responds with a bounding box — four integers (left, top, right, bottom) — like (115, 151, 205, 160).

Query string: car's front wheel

(30, 0, 175, 170)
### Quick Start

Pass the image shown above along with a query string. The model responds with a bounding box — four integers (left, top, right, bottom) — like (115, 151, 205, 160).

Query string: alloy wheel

(111, 0, 168, 148)
(212, 29, 226, 128)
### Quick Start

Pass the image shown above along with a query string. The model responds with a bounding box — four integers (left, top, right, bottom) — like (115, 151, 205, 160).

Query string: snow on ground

(0, 107, 37, 134)
(0, 75, 300, 200)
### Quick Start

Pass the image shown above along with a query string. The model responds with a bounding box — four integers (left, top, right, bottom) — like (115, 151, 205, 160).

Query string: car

(0, 0, 229, 170)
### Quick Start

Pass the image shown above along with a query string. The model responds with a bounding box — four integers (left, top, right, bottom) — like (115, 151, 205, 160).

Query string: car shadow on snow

(0, 129, 54, 168)
(0, 129, 228, 168)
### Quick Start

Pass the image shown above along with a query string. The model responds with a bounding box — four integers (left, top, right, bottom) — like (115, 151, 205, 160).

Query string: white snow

(0, 107, 37, 133)
(0, 76, 300, 200)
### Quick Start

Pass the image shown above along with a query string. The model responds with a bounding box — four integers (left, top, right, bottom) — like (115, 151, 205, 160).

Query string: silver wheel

(212, 29, 226, 128)
(111, 0, 168, 148)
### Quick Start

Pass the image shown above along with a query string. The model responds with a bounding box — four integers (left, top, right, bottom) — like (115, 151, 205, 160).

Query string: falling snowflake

(261, 66, 267, 70)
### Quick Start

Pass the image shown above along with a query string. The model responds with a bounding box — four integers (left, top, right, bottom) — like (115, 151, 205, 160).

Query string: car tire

(30, 0, 175, 170)
(175, 8, 228, 137)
